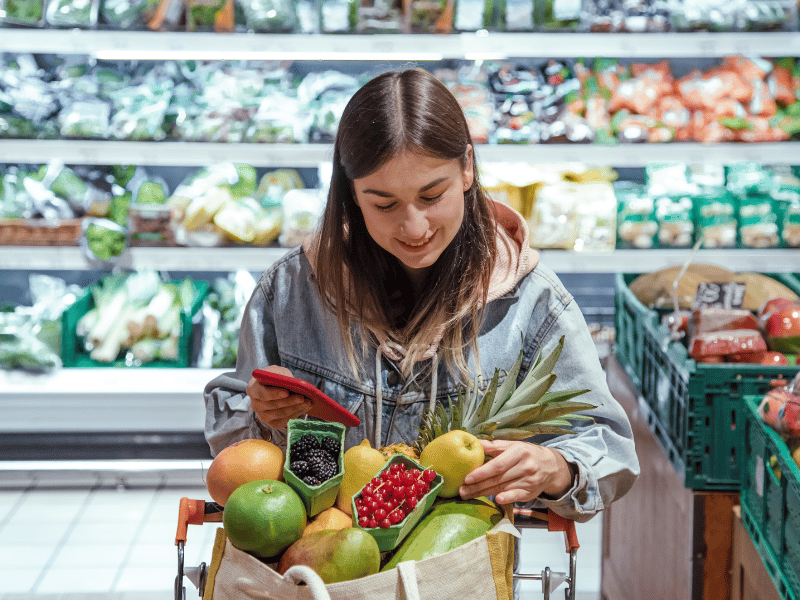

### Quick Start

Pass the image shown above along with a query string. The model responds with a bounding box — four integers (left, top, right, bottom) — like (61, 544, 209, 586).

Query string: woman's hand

(458, 440, 575, 505)
(247, 365, 312, 429)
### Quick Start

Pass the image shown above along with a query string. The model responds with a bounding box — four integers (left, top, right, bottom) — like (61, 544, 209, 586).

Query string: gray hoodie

(204, 201, 639, 521)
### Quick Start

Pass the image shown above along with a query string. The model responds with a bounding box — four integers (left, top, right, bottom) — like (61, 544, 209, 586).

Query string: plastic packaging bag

(279, 188, 325, 247)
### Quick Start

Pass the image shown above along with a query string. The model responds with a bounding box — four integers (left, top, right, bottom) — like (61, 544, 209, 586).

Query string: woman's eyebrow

(362, 177, 448, 197)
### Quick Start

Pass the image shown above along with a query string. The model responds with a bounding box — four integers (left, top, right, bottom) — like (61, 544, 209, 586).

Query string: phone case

(251, 369, 360, 427)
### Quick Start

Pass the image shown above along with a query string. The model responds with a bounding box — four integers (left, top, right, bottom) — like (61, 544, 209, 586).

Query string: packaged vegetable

(45, 0, 99, 26)
(694, 188, 737, 248)
(453, 0, 492, 30)
(319, 0, 357, 31)
(99, 0, 157, 28)
(615, 181, 657, 249)
(692, 307, 760, 335)
(738, 193, 779, 248)
(241, 0, 296, 31)
(0, 0, 46, 24)
(689, 328, 767, 360)
(534, 0, 580, 30)
(357, 0, 402, 32)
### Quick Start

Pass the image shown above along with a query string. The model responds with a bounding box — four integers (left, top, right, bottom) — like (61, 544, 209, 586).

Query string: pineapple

(378, 442, 420, 461)
(414, 335, 596, 453)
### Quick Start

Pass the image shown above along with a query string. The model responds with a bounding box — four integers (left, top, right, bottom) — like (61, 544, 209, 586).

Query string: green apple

(419, 430, 484, 497)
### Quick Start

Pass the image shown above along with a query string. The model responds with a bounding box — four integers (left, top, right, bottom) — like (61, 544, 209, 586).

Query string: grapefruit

(206, 439, 284, 506)
(223, 479, 306, 559)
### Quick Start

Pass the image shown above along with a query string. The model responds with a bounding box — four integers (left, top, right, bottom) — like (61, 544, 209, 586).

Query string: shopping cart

(174, 498, 580, 600)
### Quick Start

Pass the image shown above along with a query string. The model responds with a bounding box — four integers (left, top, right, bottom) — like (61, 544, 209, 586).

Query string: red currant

(422, 469, 436, 483)
(362, 484, 374, 497)
(390, 463, 401, 474)
(406, 496, 418, 509)
(380, 470, 392, 481)
(408, 468, 420, 479)
(371, 477, 381, 486)
(368, 518, 378, 528)
(398, 463, 407, 472)
(359, 516, 369, 527)
(358, 505, 370, 518)
(380, 518, 392, 528)
(375, 508, 387, 520)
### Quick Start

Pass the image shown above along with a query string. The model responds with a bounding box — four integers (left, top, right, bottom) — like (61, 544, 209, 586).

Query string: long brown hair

(314, 68, 498, 380)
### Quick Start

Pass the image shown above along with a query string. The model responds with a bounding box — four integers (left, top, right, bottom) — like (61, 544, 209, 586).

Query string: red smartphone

(251, 369, 360, 427)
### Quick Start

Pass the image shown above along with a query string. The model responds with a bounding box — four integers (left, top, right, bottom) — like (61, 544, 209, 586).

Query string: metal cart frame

(174, 498, 580, 600)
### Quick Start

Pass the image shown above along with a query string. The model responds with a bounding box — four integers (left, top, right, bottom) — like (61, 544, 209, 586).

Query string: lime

(223, 479, 307, 559)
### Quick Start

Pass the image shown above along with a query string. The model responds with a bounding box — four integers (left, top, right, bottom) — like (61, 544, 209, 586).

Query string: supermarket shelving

(1, 27, 798, 429)
(1, 29, 799, 59)
(0, 367, 223, 432)
(0, 245, 797, 273)
(2, 139, 800, 168)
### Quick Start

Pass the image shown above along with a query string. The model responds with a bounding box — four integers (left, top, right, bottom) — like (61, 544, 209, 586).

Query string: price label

(692, 281, 746, 310)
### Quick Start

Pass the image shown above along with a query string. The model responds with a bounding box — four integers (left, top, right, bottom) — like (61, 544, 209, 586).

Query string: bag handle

(265, 562, 421, 600)
(396, 561, 422, 600)
(283, 566, 331, 600)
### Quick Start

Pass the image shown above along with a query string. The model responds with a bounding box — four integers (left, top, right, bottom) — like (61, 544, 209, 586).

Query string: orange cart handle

(175, 497, 223, 546)
(511, 507, 580, 554)
(546, 510, 580, 553)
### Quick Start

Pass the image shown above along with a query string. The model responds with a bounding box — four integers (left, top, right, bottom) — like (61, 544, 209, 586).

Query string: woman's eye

(375, 202, 395, 212)
(421, 193, 443, 203)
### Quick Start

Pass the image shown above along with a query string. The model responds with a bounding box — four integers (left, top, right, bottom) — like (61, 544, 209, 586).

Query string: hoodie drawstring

(429, 352, 439, 414)
(375, 348, 440, 449)
(375, 346, 383, 449)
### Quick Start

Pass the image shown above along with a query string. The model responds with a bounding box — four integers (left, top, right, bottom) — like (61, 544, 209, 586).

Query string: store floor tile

(0, 482, 602, 599)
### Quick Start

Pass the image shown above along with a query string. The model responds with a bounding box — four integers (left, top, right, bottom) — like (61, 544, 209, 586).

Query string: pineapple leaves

(529, 336, 565, 383)
(502, 373, 556, 413)
(488, 347, 524, 419)
(472, 368, 500, 429)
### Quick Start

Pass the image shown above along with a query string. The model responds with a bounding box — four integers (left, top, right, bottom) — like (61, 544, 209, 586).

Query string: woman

(204, 68, 638, 521)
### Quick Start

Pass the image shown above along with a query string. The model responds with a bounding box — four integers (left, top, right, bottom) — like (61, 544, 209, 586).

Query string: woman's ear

(462, 145, 474, 191)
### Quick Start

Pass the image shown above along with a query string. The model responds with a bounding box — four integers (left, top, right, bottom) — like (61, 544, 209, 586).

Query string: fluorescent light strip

(95, 50, 445, 61)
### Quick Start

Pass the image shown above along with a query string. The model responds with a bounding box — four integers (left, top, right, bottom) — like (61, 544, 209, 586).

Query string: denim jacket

(204, 210, 639, 522)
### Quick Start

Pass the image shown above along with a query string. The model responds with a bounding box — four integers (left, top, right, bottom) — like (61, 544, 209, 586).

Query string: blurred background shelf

(0, 246, 797, 273)
(2, 140, 799, 167)
(1, 30, 799, 59)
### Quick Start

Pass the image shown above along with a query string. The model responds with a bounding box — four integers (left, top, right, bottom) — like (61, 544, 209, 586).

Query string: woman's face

(352, 147, 474, 284)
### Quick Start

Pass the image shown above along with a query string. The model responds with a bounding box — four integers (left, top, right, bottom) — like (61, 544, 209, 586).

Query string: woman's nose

(400, 206, 428, 237)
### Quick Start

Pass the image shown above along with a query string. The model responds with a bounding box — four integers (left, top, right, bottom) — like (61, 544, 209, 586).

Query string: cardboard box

(731, 504, 782, 600)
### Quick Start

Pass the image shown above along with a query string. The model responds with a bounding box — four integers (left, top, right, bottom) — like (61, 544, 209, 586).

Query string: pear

(335, 439, 386, 515)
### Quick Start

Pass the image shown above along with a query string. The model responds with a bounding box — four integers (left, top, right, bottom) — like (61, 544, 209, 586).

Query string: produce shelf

(2, 139, 799, 167)
(0, 246, 798, 273)
(1, 29, 799, 59)
(0, 367, 224, 432)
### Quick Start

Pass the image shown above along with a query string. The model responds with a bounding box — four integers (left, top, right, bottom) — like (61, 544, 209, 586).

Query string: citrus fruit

(303, 507, 353, 536)
(335, 439, 386, 515)
(205, 439, 284, 506)
(223, 479, 306, 559)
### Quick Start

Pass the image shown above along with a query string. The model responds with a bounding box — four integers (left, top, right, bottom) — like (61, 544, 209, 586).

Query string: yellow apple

(419, 430, 484, 497)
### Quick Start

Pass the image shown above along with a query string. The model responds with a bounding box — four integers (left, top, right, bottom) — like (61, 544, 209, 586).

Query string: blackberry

(302, 475, 321, 487)
(317, 457, 339, 482)
(320, 435, 340, 457)
(305, 448, 338, 482)
(289, 460, 311, 478)
(291, 434, 320, 461)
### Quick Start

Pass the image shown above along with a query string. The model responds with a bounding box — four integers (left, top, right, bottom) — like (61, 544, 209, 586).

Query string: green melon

(381, 497, 503, 571)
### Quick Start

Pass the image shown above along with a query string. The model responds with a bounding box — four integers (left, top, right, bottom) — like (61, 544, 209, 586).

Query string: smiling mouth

(401, 236, 432, 248)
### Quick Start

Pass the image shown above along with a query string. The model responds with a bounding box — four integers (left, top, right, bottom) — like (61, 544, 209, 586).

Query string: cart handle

(513, 508, 580, 554)
(175, 497, 223, 546)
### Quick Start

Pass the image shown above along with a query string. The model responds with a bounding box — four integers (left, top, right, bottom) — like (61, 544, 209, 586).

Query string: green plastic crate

(283, 419, 345, 518)
(613, 272, 659, 390)
(633, 272, 800, 490)
(351, 453, 442, 552)
(61, 277, 208, 368)
(741, 395, 800, 600)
